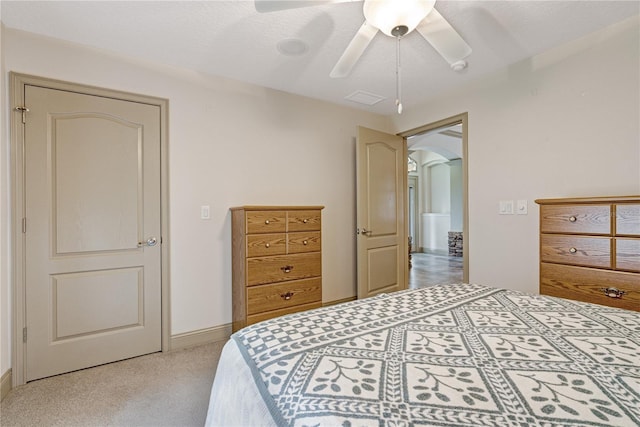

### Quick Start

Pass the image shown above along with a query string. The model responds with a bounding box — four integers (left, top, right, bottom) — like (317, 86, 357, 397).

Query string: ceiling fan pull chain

(395, 35, 403, 115)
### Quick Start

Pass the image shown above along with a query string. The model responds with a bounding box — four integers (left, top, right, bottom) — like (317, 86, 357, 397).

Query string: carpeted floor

(0, 341, 225, 427)
(1, 255, 460, 426)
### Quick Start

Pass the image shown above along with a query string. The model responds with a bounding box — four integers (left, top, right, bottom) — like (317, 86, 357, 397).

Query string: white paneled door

(24, 85, 162, 381)
(356, 126, 408, 299)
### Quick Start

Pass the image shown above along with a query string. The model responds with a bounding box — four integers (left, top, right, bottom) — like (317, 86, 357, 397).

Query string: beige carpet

(0, 341, 225, 427)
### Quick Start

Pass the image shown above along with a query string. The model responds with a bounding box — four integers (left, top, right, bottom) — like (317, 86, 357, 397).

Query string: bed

(205, 283, 640, 426)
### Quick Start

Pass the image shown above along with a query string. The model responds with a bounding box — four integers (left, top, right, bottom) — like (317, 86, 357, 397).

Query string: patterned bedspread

(232, 284, 640, 426)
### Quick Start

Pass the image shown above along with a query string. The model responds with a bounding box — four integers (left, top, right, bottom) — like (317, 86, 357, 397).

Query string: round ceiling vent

(276, 39, 309, 57)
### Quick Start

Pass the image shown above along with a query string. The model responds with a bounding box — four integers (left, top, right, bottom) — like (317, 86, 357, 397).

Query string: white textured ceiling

(1, 1, 638, 115)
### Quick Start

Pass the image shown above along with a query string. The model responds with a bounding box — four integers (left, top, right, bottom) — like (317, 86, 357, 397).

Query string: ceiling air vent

(344, 90, 386, 106)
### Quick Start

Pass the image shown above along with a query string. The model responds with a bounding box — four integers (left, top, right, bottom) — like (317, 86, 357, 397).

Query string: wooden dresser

(535, 196, 640, 312)
(231, 206, 324, 332)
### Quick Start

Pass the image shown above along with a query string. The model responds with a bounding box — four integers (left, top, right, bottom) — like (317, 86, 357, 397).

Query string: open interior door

(356, 126, 408, 299)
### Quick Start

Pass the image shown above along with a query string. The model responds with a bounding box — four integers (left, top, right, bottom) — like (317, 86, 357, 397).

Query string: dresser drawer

(540, 235, 612, 268)
(247, 252, 321, 286)
(287, 210, 321, 232)
(616, 238, 640, 272)
(246, 278, 321, 315)
(288, 231, 321, 254)
(540, 263, 640, 312)
(246, 211, 286, 234)
(247, 301, 322, 326)
(540, 205, 611, 235)
(616, 204, 640, 236)
(247, 234, 286, 257)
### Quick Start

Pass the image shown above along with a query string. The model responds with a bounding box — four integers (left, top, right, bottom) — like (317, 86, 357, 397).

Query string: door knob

(138, 237, 158, 247)
(357, 228, 372, 236)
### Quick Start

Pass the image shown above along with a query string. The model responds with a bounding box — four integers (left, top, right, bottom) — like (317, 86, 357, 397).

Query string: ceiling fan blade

(255, 0, 354, 13)
(330, 21, 378, 78)
(416, 8, 472, 65)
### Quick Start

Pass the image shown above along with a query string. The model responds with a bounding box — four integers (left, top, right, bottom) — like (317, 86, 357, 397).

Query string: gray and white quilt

(220, 284, 640, 426)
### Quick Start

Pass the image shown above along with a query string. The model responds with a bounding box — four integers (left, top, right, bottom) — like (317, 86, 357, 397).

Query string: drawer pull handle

(265, 220, 270, 225)
(281, 291, 294, 300)
(303, 219, 308, 224)
(265, 243, 270, 248)
(569, 216, 577, 222)
(569, 247, 577, 254)
(281, 265, 294, 273)
(303, 240, 308, 245)
(601, 287, 625, 299)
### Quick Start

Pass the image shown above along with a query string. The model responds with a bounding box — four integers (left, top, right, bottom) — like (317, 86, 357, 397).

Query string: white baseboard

(1, 369, 11, 401)
(169, 324, 232, 351)
(421, 248, 449, 256)
(169, 303, 362, 351)
(323, 296, 356, 307)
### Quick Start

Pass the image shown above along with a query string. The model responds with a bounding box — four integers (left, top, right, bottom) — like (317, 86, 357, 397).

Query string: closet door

(23, 84, 162, 381)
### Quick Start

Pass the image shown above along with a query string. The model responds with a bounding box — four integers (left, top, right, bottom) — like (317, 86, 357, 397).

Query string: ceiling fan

(255, 0, 472, 79)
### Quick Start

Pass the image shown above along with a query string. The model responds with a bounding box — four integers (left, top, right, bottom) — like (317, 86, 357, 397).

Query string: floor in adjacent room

(408, 252, 464, 289)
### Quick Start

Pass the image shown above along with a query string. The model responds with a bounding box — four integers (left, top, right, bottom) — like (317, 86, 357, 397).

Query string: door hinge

(23, 327, 27, 343)
(22, 218, 27, 233)
(15, 106, 29, 124)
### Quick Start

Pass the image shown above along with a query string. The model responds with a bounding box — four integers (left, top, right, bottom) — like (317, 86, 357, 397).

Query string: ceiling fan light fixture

(363, 0, 436, 37)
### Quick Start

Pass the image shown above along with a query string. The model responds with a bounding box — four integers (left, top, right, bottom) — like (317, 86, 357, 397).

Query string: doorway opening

(400, 113, 468, 288)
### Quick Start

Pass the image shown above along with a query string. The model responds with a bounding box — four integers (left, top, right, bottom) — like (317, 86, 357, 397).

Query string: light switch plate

(499, 200, 514, 215)
(201, 205, 211, 220)
(516, 199, 528, 215)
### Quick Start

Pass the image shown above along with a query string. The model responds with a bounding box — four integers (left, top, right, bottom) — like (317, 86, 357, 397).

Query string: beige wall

(0, 28, 393, 375)
(393, 16, 640, 293)
(0, 21, 9, 378)
(1, 15, 639, 379)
